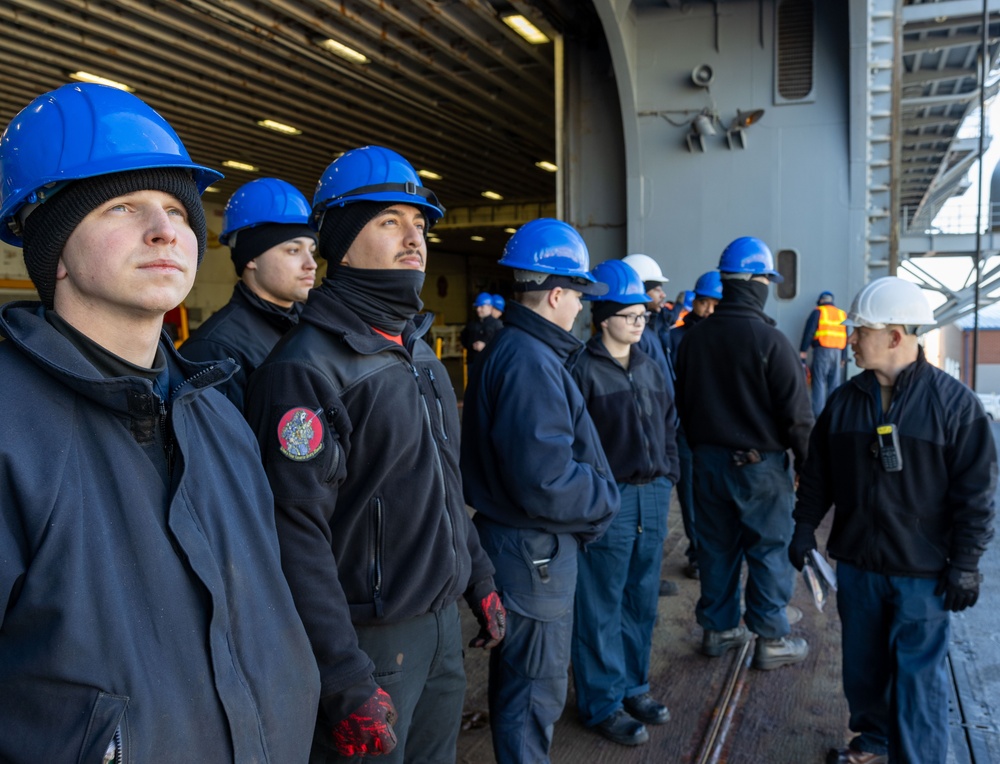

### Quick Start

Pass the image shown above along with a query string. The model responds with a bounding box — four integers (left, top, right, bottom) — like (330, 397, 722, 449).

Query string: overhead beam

(902, 1, 1000, 25)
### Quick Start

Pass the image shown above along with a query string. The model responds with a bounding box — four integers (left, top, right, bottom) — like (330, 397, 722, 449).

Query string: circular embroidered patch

(277, 407, 325, 461)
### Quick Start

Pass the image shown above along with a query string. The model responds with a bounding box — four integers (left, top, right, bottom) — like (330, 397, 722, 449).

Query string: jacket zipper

(372, 497, 384, 618)
(411, 364, 457, 566)
(424, 368, 449, 441)
(158, 397, 174, 476)
(103, 725, 123, 764)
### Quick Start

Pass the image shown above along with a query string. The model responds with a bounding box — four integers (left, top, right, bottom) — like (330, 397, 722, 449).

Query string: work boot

(623, 693, 670, 725)
(683, 561, 700, 580)
(826, 747, 888, 764)
(752, 635, 808, 670)
(700, 625, 751, 657)
(594, 708, 649, 746)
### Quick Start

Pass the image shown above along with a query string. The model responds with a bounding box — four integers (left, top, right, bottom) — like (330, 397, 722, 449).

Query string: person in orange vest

(800, 291, 847, 417)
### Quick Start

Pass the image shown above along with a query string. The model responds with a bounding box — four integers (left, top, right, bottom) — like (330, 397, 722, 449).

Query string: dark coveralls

(667, 311, 707, 568)
(569, 337, 679, 726)
(795, 350, 995, 762)
(181, 280, 301, 411)
(0, 302, 320, 763)
(461, 300, 619, 764)
(459, 314, 502, 366)
(244, 283, 496, 764)
(675, 281, 813, 639)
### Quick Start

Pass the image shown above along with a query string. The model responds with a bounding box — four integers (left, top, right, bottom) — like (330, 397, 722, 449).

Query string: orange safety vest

(813, 304, 847, 349)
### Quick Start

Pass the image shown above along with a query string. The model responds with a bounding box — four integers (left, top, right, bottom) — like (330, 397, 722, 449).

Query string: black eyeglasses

(611, 311, 651, 325)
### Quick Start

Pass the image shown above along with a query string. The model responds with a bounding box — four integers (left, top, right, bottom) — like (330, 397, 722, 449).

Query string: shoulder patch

(277, 407, 325, 461)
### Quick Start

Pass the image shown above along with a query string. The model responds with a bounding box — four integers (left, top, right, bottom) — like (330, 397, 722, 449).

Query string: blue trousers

(810, 346, 842, 417)
(572, 478, 670, 726)
(312, 603, 466, 764)
(474, 516, 578, 764)
(691, 445, 795, 638)
(676, 431, 698, 563)
(837, 562, 951, 763)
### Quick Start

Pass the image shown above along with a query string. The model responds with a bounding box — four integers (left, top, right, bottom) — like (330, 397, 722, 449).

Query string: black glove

(934, 567, 982, 612)
(330, 687, 398, 757)
(788, 525, 817, 571)
(469, 590, 507, 649)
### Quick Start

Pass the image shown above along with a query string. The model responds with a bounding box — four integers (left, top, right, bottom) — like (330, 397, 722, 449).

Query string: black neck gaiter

(327, 266, 425, 335)
(723, 278, 770, 311)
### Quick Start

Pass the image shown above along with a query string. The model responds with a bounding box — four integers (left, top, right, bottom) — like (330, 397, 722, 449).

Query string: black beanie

(319, 201, 391, 265)
(22, 168, 207, 309)
(230, 223, 316, 276)
(591, 300, 630, 326)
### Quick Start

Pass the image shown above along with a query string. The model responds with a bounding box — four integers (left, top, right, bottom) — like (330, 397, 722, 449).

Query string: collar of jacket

(299, 279, 433, 355)
(684, 311, 705, 327)
(233, 280, 302, 332)
(0, 301, 238, 415)
(585, 333, 650, 371)
(849, 344, 927, 397)
(504, 300, 583, 362)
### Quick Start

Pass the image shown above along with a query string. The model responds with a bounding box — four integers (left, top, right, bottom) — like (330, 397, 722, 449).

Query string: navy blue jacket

(181, 281, 301, 411)
(794, 351, 996, 576)
(460, 301, 620, 544)
(675, 283, 814, 467)
(0, 302, 319, 763)
(244, 282, 495, 723)
(570, 337, 680, 485)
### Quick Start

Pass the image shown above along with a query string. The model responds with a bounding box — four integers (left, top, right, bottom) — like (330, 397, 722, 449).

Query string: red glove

(331, 687, 398, 757)
(469, 590, 507, 649)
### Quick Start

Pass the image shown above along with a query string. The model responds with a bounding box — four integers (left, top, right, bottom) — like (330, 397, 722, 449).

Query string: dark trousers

(312, 603, 466, 764)
(572, 478, 670, 725)
(810, 346, 842, 417)
(837, 562, 951, 763)
(474, 516, 578, 764)
(676, 431, 698, 563)
(691, 444, 795, 638)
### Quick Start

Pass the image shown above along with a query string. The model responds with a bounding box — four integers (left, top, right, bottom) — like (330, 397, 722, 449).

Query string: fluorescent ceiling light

(501, 14, 549, 44)
(203, 186, 222, 193)
(222, 160, 259, 172)
(428, 235, 442, 243)
(534, 160, 558, 172)
(504, 227, 518, 234)
(319, 38, 370, 64)
(470, 235, 485, 242)
(68, 71, 134, 92)
(418, 169, 443, 180)
(256, 119, 302, 136)
(481, 190, 504, 200)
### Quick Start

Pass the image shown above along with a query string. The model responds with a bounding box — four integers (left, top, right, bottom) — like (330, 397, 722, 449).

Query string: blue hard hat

(499, 219, 606, 295)
(818, 290, 834, 304)
(718, 236, 784, 283)
(311, 145, 445, 230)
(682, 290, 695, 310)
(220, 178, 312, 245)
(586, 260, 648, 304)
(491, 294, 505, 312)
(0, 83, 222, 247)
(473, 292, 494, 308)
(693, 270, 723, 300)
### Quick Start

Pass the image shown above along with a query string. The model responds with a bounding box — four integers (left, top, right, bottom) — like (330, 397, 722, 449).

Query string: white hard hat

(844, 277, 936, 329)
(621, 253, 668, 284)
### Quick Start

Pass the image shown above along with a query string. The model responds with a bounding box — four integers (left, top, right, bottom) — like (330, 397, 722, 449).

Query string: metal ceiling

(0, 0, 596, 254)
(899, 1, 1000, 232)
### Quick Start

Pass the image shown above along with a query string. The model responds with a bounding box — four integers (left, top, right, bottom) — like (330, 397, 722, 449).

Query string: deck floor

(455, 424, 1000, 763)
